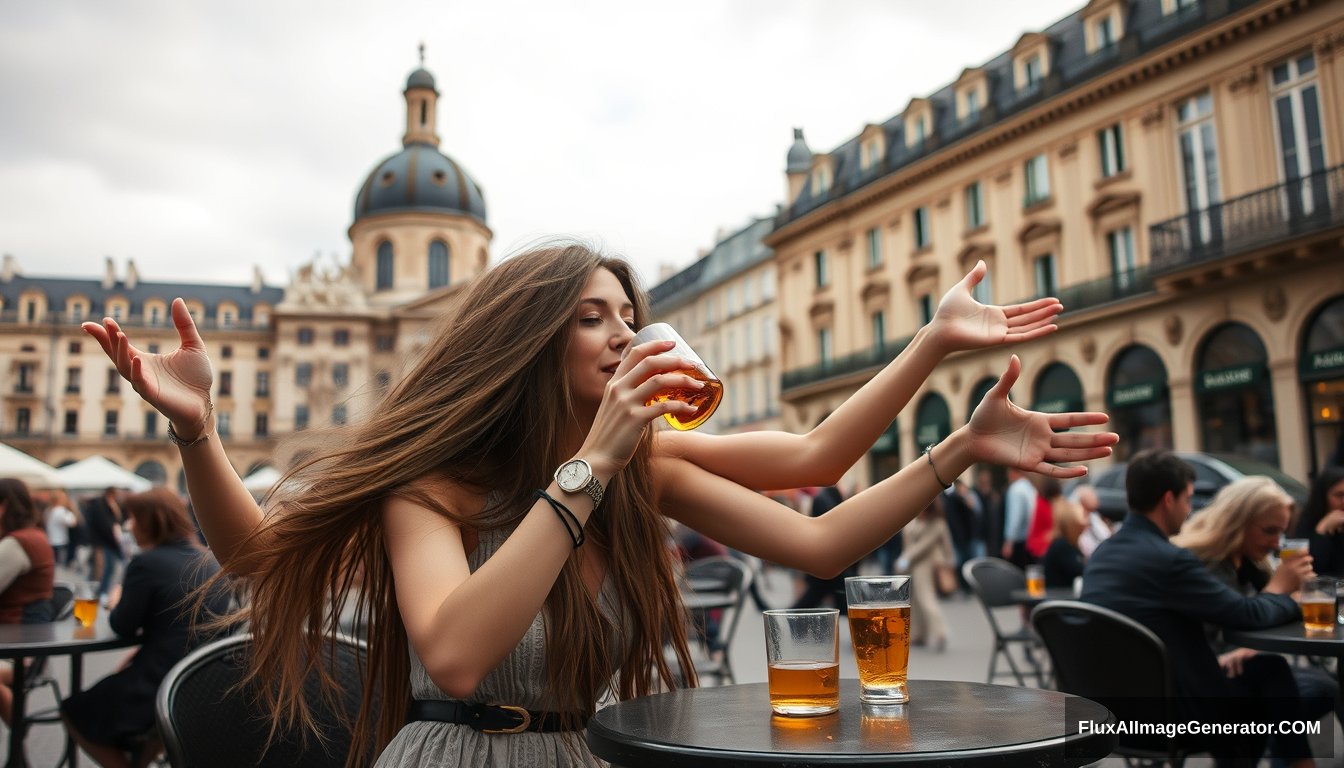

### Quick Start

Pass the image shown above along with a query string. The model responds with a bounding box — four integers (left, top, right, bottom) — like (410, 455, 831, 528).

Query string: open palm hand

(930, 261, 1062, 354)
(82, 298, 214, 437)
(967, 356, 1117, 478)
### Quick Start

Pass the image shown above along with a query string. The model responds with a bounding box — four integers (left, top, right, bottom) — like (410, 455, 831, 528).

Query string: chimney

(1, 255, 20, 282)
(658, 263, 678, 282)
(125, 259, 139, 290)
(252, 266, 264, 294)
(102, 257, 116, 290)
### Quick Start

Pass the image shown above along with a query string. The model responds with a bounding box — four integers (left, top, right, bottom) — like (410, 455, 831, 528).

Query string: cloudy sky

(1, 0, 1083, 290)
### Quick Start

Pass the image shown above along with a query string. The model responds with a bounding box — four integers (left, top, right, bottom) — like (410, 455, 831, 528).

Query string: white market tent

(55, 456, 153, 492)
(0, 442, 64, 489)
(241, 465, 282, 493)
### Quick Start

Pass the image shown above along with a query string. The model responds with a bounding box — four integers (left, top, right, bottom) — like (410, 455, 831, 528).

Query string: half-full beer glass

(845, 576, 912, 704)
(1303, 577, 1336, 633)
(763, 608, 840, 716)
(1025, 564, 1046, 598)
(1279, 537, 1310, 561)
(625, 323, 722, 430)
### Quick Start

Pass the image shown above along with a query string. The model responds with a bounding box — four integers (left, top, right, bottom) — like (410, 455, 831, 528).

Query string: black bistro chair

(681, 556, 753, 686)
(1031, 600, 1201, 767)
(16, 582, 79, 765)
(156, 633, 371, 768)
(962, 557, 1045, 686)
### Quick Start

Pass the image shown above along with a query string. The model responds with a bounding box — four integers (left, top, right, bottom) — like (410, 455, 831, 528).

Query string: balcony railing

(0, 311, 272, 331)
(782, 336, 914, 393)
(1150, 165, 1344, 274)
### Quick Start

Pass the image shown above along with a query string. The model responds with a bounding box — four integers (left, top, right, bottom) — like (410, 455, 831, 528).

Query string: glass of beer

(73, 582, 99, 628)
(1025, 564, 1046, 598)
(845, 576, 911, 704)
(762, 608, 840, 716)
(1302, 577, 1335, 633)
(1279, 537, 1310, 561)
(624, 323, 722, 431)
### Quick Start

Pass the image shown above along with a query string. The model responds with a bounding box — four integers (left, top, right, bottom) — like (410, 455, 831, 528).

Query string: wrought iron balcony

(1051, 267, 1155, 316)
(1149, 165, 1344, 274)
(782, 336, 913, 394)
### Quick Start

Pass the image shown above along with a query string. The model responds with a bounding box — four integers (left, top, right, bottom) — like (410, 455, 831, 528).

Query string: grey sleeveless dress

(375, 494, 618, 768)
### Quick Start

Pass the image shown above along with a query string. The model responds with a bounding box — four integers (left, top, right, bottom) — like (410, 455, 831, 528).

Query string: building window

(1176, 92, 1221, 243)
(68, 341, 81, 355)
(428, 240, 450, 289)
(913, 207, 931, 249)
(818, 327, 832, 364)
(1109, 227, 1137, 288)
(727, 286, 737, 318)
(104, 410, 118, 437)
(1093, 16, 1116, 51)
(703, 297, 716, 327)
(726, 329, 736, 368)
(297, 328, 314, 345)
(333, 329, 350, 347)
(144, 411, 157, 438)
(296, 363, 312, 387)
(333, 363, 349, 389)
(66, 368, 81, 394)
(963, 88, 981, 121)
(743, 276, 755, 310)
(110, 304, 123, 321)
(332, 405, 347, 425)
(1022, 55, 1043, 90)
(149, 306, 162, 325)
(258, 346, 270, 360)
(972, 267, 993, 305)
(762, 317, 773, 359)
(376, 335, 395, 352)
(221, 310, 235, 327)
(15, 408, 30, 436)
(217, 411, 231, 438)
(1270, 51, 1326, 210)
(1024, 154, 1050, 206)
(814, 251, 828, 288)
(255, 309, 270, 328)
(908, 116, 928, 149)
(872, 310, 886, 350)
(221, 345, 233, 359)
(64, 410, 77, 435)
(812, 166, 830, 196)
(762, 267, 775, 301)
(255, 413, 269, 438)
(17, 364, 35, 393)
(1099, 124, 1126, 177)
(294, 406, 309, 430)
(965, 182, 984, 229)
(376, 241, 394, 290)
(867, 227, 882, 268)
(1034, 254, 1058, 297)
(919, 294, 935, 327)
(24, 301, 36, 323)
(218, 371, 232, 396)
(106, 368, 120, 395)
(256, 371, 270, 397)
(1162, 0, 1199, 14)
(745, 324, 756, 362)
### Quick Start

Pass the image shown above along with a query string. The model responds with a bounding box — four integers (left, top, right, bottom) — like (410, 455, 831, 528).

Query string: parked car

(1082, 453, 1310, 522)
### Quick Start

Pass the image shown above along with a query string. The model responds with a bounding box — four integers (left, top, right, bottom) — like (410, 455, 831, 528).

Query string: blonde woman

(1040, 498, 1086, 589)
(1173, 478, 1337, 735)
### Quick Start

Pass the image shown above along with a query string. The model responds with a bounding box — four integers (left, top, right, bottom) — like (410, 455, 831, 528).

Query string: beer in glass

(625, 323, 722, 431)
(1025, 564, 1046, 598)
(763, 608, 839, 716)
(845, 576, 911, 704)
(1303, 577, 1336, 633)
(73, 581, 98, 628)
(1279, 537, 1310, 561)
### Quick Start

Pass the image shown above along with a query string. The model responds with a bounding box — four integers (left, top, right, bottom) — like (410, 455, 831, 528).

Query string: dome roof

(354, 144, 486, 223)
(786, 128, 812, 173)
(406, 67, 436, 91)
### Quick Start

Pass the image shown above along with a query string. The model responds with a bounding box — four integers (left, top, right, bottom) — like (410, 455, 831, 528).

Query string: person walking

(975, 468, 1004, 564)
(83, 488, 125, 601)
(904, 497, 952, 651)
(44, 490, 80, 568)
(1001, 468, 1038, 567)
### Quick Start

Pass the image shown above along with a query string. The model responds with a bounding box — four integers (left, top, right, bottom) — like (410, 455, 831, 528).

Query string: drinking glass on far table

(845, 576, 912, 704)
(1025, 564, 1046, 598)
(762, 608, 839, 716)
(623, 323, 722, 431)
(1279, 537, 1310, 561)
(73, 582, 99, 628)
(1302, 577, 1336, 633)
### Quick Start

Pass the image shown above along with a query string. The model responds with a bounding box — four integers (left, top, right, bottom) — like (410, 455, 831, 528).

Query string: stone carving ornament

(1263, 286, 1287, 322)
(1164, 314, 1183, 347)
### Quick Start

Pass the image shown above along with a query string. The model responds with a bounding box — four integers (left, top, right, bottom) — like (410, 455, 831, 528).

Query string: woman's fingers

(988, 355, 1022, 398)
(1002, 297, 1062, 319)
(1043, 446, 1113, 464)
(81, 321, 115, 359)
(1051, 431, 1119, 449)
(1046, 412, 1111, 430)
(1003, 324, 1058, 344)
(171, 298, 205, 349)
(631, 371, 703, 405)
(622, 352, 692, 390)
(615, 339, 676, 378)
(1006, 303, 1062, 328)
(958, 260, 988, 290)
(1033, 462, 1090, 479)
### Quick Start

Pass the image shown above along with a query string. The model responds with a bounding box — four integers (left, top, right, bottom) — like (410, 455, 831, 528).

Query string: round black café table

(0, 616, 139, 768)
(1224, 622, 1344, 726)
(587, 679, 1118, 767)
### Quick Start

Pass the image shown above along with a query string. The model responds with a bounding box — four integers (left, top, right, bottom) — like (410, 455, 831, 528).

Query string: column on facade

(1269, 358, 1309, 479)
(1167, 376, 1201, 454)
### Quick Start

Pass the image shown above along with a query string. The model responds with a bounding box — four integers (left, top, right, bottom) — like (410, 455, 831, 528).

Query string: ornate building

(0, 61, 490, 487)
(768, 0, 1344, 488)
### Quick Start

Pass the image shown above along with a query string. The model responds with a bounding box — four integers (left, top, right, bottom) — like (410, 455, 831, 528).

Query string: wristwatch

(554, 458, 605, 509)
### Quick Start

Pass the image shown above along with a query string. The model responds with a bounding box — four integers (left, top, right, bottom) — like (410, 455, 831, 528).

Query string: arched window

(1106, 345, 1172, 461)
(134, 461, 167, 487)
(1195, 322, 1277, 465)
(376, 241, 394, 290)
(915, 393, 951, 447)
(1032, 363, 1085, 415)
(428, 240, 450, 289)
(1301, 296, 1344, 473)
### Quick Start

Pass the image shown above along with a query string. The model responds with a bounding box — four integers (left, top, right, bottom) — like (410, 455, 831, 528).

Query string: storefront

(1032, 362, 1085, 416)
(915, 393, 952, 448)
(1195, 322, 1278, 466)
(1302, 296, 1344, 474)
(1106, 344, 1173, 462)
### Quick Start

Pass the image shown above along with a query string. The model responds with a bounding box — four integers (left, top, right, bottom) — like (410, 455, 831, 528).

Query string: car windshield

(1206, 454, 1309, 495)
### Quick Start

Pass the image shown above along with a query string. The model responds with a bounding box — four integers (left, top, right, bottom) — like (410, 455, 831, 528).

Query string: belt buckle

(483, 703, 531, 734)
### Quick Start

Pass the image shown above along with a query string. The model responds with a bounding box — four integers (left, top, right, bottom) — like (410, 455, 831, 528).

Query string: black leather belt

(406, 699, 584, 733)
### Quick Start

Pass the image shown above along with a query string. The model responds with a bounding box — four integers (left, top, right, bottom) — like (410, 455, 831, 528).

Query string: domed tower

(349, 53, 491, 306)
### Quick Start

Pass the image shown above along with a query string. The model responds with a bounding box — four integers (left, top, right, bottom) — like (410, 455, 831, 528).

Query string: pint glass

(762, 608, 840, 716)
(625, 323, 722, 431)
(845, 576, 912, 704)
(1303, 577, 1335, 633)
(1279, 537, 1310, 560)
(1025, 564, 1046, 598)
(74, 582, 99, 628)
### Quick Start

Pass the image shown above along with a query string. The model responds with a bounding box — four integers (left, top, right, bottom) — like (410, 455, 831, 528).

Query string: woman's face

(1329, 480, 1344, 513)
(568, 268, 636, 408)
(1240, 503, 1291, 561)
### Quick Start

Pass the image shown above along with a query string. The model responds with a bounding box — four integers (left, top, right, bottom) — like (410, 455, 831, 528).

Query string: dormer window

(862, 140, 882, 170)
(911, 118, 927, 147)
(811, 162, 831, 196)
(858, 125, 886, 172)
(1012, 33, 1051, 92)
(1096, 17, 1115, 48)
(1161, 0, 1198, 15)
(1083, 0, 1125, 53)
(1022, 56, 1042, 89)
(963, 89, 980, 121)
(953, 68, 989, 123)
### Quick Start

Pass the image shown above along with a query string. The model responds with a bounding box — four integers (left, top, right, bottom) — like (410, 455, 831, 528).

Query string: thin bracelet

(923, 444, 951, 490)
(535, 489, 585, 549)
(167, 402, 216, 449)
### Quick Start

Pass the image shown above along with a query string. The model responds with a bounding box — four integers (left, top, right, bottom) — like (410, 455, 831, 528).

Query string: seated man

(1081, 450, 1313, 765)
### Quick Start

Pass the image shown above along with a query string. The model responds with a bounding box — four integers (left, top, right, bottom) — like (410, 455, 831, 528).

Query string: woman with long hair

(0, 478, 55, 725)
(83, 246, 1115, 767)
(1040, 495, 1086, 589)
(1293, 465, 1344, 576)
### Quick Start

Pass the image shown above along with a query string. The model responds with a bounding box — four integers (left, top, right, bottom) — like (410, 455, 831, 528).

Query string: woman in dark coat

(61, 487, 231, 768)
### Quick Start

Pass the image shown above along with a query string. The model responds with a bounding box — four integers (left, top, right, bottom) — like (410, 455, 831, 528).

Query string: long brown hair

(0, 479, 38, 535)
(224, 243, 695, 764)
(123, 487, 201, 549)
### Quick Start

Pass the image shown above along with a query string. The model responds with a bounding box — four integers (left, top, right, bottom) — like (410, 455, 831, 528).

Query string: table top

(1009, 587, 1077, 607)
(0, 616, 138, 658)
(1224, 622, 1344, 655)
(587, 679, 1117, 768)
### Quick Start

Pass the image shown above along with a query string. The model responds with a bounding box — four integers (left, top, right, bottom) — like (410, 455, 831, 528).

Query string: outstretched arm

(658, 355, 1116, 577)
(657, 261, 1062, 489)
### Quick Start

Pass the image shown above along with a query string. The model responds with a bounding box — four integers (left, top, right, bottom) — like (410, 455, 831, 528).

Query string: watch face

(558, 461, 588, 491)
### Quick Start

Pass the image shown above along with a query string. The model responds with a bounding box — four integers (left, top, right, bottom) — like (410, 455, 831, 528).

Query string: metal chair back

(683, 556, 753, 685)
(50, 582, 75, 621)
